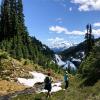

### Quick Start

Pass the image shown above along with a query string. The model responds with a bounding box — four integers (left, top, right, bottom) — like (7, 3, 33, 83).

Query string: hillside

(0, 0, 55, 68)
(60, 41, 86, 61)
(0, 50, 32, 96)
(0, 50, 62, 96)
(9, 76, 100, 100)
(60, 38, 100, 68)
(78, 39, 100, 86)
(0, 50, 100, 100)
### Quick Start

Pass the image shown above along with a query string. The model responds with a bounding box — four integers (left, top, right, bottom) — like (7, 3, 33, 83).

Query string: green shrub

(79, 42, 100, 86)
(0, 52, 8, 59)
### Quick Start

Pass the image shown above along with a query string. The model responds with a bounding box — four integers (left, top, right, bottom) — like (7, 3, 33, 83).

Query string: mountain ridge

(50, 41, 76, 53)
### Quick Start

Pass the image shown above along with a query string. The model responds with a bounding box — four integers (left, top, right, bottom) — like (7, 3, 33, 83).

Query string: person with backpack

(44, 72, 52, 98)
(64, 71, 69, 89)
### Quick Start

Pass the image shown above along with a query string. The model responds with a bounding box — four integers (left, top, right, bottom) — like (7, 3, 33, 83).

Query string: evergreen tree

(17, 0, 24, 24)
(79, 40, 100, 86)
(0, 0, 55, 68)
(17, 0, 26, 35)
(0, 0, 11, 40)
(16, 34, 23, 59)
(10, 0, 18, 36)
(85, 24, 94, 56)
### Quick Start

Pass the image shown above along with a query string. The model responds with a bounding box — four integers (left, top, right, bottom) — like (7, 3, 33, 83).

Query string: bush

(23, 59, 30, 65)
(0, 52, 8, 59)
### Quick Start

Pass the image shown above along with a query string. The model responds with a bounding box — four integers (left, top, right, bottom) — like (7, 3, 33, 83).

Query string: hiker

(44, 72, 52, 98)
(64, 71, 69, 89)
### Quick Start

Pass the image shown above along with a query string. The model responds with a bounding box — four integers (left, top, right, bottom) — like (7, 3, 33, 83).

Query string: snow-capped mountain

(50, 41, 75, 52)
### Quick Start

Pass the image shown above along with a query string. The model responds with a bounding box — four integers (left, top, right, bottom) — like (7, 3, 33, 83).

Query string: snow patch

(55, 54, 77, 70)
(55, 54, 65, 66)
(81, 51, 85, 58)
(64, 61, 76, 70)
(18, 72, 46, 87)
(17, 71, 62, 93)
(72, 58, 81, 62)
(41, 82, 62, 93)
(42, 45, 46, 50)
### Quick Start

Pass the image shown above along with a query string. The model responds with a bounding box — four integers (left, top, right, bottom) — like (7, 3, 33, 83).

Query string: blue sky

(1, 0, 100, 48)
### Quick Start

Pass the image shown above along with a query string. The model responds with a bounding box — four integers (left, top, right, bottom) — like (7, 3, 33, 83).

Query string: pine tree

(16, 34, 23, 59)
(10, 0, 18, 36)
(0, 0, 55, 68)
(85, 24, 94, 56)
(0, 0, 11, 41)
(17, 0, 26, 35)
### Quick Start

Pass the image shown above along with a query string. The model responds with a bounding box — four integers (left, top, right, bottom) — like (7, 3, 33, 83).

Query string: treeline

(0, 0, 55, 68)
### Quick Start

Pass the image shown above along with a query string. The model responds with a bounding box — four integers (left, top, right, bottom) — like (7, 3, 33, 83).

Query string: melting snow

(55, 54, 77, 70)
(55, 54, 65, 66)
(18, 72, 46, 87)
(81, 51, 85, 58)
(41, 82, 62, 93)
(72, 58, 81, 62)
(17, 71, 62, 93)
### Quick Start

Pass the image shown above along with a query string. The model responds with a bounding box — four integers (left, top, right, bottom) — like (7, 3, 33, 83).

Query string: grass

(0, 50, 99, 100)
(11, 76, 100, 100)
(0, 80, 25, 96)
(0, 50, 62, 96)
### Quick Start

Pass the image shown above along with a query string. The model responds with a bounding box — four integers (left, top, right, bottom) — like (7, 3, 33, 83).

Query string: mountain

(50, 41, 75, 53)
(52, 41, 88, 72)
(60, 38, 99, 68)
(59, 40, 86, 69)
(60, 41, 86, 61)
(59, 37, 100, 77)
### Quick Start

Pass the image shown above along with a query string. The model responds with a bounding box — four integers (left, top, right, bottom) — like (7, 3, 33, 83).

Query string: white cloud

(92, 29, 100, 35)
(69, 7, 72, 11)
(93, 22, 100, 27)
(71, 0, 100, 11)
(49, 25, 100, 36)
(49, 26, 67, 33)
(49, 26, 84, 35)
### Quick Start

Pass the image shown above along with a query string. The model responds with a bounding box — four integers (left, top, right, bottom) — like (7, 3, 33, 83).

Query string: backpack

(64, 74, 68, 81)
(44, 76, 51, 84)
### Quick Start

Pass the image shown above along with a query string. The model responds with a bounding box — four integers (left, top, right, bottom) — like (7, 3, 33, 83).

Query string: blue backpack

(64, 74, 68, 81)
